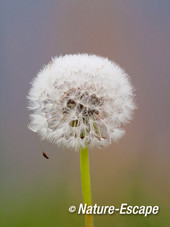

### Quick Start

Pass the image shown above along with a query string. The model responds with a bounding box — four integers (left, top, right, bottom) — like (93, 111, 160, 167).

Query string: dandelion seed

(42, 152, 49, 159)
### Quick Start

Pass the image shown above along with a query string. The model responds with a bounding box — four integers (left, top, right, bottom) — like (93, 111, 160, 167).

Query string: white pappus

(27, 54, 136, 150)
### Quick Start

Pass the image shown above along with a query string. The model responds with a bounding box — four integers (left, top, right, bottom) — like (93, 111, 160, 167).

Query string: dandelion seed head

(28, 54, 136, 150)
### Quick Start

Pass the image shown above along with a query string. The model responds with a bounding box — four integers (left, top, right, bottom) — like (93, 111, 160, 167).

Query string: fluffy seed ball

(28, 54, 135, 150)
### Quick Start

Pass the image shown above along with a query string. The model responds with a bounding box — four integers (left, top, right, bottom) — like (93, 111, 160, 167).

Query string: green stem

(80, 145, 94, 227)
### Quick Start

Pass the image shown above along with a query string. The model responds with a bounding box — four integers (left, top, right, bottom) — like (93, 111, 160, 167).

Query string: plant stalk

(80, 145, 94, 227)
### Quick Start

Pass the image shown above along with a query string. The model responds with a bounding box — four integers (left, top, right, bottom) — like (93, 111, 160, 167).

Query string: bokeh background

(1, 0, 170, 226)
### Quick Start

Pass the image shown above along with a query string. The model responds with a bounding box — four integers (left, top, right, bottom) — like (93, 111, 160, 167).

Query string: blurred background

(1, 0, 170, 226)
